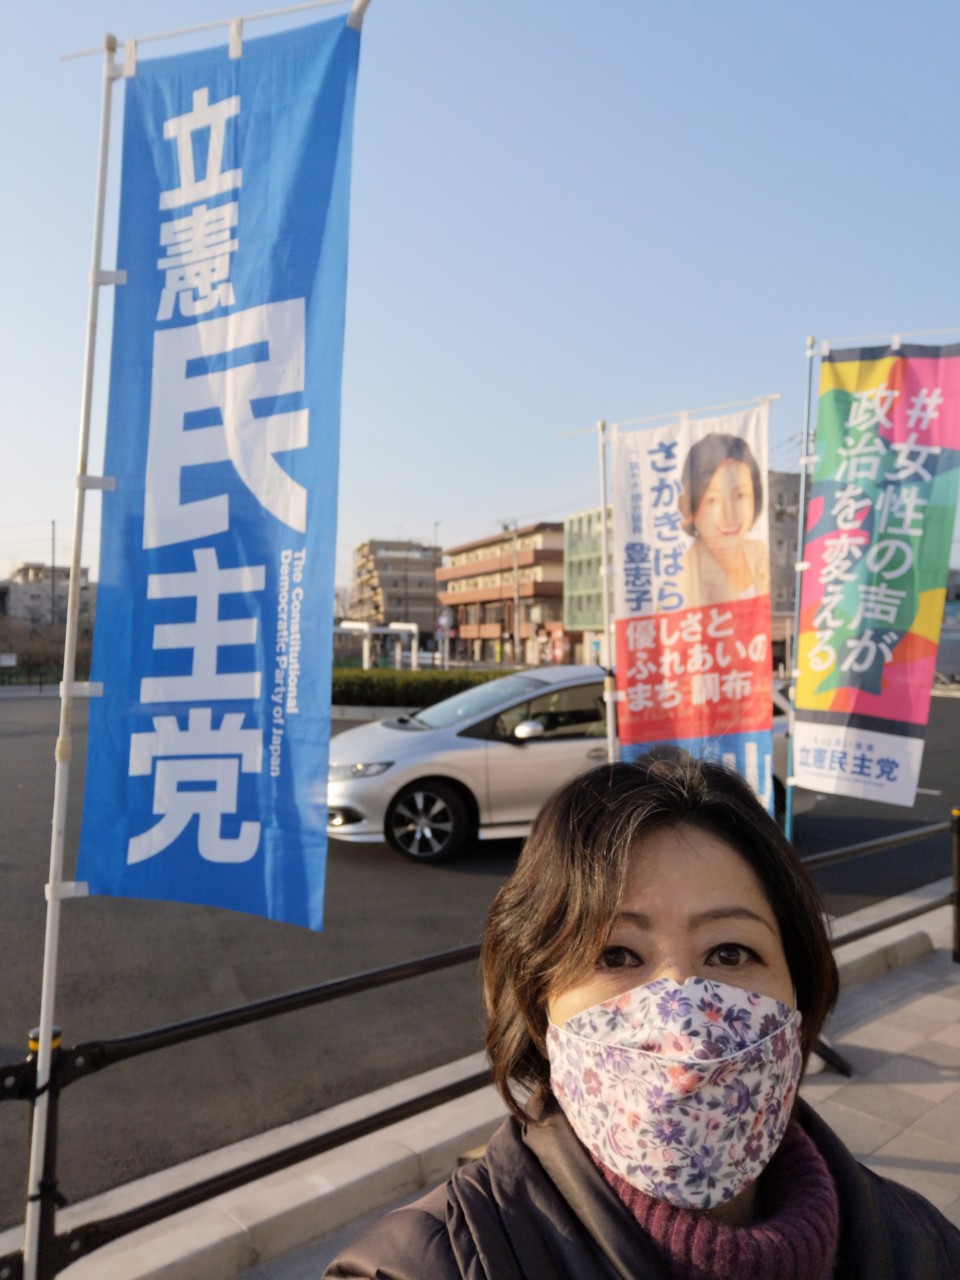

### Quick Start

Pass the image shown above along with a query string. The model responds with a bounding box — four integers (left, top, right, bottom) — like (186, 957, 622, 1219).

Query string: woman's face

(691, 460, 756, 557)
(547, 825, 794, 1026)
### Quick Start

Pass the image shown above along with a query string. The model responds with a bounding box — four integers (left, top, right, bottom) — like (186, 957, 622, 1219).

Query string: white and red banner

(612, 406, 774, 803)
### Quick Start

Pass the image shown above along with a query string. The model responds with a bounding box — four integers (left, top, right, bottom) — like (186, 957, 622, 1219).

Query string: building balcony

(436, 547, 562, 583)
(437, 582, 562, 607)
(457, 622, 537, 640)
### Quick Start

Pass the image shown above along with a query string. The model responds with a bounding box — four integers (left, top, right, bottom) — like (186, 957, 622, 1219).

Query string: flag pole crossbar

(62, 0, 370, 61)
(611, 392, 781, 431)
(3, 814, 957, 1280)
(819, 326, 960, 348)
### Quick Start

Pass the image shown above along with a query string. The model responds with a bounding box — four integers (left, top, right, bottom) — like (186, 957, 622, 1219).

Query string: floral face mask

(546, 976, 803, 1211)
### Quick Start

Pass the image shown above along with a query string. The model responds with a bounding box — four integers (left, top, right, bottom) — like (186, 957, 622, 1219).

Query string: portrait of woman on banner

(678, 432, 770, 607)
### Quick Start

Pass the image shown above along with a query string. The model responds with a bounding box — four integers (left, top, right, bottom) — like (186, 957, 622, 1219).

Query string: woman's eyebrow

(615, 910, 653, 929)
(615, 907, 777, 936)
(690, 906, 778, 936)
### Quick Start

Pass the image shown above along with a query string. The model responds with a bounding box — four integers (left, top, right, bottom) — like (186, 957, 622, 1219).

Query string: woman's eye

(598, 945, 641, 971)
(708, 943, 758, 967)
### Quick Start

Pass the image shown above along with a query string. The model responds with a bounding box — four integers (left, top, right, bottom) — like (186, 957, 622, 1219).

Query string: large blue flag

(77, 17, 359, 929)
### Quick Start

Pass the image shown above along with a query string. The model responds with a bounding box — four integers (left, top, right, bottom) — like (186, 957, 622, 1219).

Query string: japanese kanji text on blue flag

(77, 17, 360, 928)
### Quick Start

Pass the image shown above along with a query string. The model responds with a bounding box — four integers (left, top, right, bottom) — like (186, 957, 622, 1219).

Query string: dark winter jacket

(323, 1098, 960, 1279)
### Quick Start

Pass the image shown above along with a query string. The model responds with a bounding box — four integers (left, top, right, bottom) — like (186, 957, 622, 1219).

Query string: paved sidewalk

(2, 886, 953, 1280)
(803, 944, 960, 1222)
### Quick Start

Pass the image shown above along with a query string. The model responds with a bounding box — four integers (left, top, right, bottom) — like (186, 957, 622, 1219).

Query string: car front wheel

(385, 781, 471, 863)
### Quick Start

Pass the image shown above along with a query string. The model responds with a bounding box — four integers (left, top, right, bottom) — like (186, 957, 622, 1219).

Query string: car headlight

(327, 761, 394, 782)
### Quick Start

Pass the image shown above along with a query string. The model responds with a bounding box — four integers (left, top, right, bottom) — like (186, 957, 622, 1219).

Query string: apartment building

(349, 540, 441, 638)
(436, 523, 564, 664)
(768, 470, 801, 669)
(0, 563, 95, 628)
(563, 505, 613, 664)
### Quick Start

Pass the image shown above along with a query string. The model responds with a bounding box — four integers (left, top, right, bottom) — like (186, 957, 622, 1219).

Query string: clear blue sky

(2, 0, 959, 588)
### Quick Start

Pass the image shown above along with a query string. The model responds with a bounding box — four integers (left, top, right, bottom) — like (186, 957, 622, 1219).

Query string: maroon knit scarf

(596, 1120, 839, 1280)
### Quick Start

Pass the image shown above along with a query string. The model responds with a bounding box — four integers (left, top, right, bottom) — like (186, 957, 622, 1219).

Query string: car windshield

(415, 674, 548, 729)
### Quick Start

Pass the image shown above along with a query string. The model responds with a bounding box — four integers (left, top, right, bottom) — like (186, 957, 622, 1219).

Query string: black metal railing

(1, 815, 957, 1280)
(803, 820, 954, 946)
(801, 820, 951, 872)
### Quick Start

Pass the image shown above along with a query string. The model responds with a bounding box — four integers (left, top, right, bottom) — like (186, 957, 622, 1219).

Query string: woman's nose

(650, 959, 694, 985)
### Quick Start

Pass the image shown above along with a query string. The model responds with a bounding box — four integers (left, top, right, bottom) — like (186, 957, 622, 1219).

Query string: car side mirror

(513, 720, 545, 742)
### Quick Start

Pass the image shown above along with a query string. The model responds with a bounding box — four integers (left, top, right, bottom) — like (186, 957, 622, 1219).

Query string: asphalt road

(0, 692, 955, 1227)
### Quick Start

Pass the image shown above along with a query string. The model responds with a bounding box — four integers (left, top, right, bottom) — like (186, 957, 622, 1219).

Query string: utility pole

(51, 520, 56, 626)
(432, 522, 442, 666)
(513, 523, 521, 664)
(501, 519, 521, 665)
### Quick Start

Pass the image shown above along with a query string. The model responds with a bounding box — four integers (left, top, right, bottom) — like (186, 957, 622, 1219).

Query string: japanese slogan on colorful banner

(77, 18, 360, 928)
(794, 343, 960, 805)
(612, 406, 774, 806)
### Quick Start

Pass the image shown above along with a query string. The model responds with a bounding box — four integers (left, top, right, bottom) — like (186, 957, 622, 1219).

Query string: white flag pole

(23, 34, 121, 1280)
(347, 0, 373, 28)
(784, 337, 818, 844)
(597, 421, 619, 764)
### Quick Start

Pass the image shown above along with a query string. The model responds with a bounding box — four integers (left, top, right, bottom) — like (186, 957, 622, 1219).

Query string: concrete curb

(0, 1057, 506, 1280)
(3, 881, 953, 1280)
(58, 1086, 506, 1280)
(830, 877, 952, 988)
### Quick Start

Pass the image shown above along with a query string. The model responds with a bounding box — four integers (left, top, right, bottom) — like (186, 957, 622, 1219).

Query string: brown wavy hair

(481, 753, 838, 1120)
(678, 432, 763, 537)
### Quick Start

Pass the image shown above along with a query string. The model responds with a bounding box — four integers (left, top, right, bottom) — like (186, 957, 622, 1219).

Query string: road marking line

(915, 787, 943, 796)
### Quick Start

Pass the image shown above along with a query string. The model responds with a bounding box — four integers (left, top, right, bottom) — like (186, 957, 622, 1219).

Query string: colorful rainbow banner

(794, 342, 960, 805)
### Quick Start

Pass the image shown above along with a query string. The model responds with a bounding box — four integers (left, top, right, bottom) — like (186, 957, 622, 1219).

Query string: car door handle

(587, 747, 608, 760)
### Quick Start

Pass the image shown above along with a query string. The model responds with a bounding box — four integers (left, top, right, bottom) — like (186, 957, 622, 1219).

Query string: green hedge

(0, 625, 91, 682)
(0, 659, 510, 706)
(331, 667, 514, 708)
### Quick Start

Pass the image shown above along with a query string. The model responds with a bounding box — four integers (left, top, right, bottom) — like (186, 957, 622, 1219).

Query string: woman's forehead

(624, 826, 774, 918)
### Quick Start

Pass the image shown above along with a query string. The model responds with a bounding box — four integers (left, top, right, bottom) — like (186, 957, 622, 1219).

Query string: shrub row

(331, 667, 511, 708)
(0, 640, 507, 709)
(0, 624, 91, 682)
